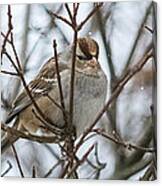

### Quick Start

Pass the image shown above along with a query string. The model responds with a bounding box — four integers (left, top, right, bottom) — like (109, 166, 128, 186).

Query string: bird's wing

(6, 57, 68, 123)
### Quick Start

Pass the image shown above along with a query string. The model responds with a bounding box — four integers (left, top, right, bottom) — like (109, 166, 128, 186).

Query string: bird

(1, 37, 107, 153)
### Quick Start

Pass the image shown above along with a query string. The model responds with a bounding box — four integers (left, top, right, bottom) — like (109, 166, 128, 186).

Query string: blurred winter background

(1, 1, 156, 180)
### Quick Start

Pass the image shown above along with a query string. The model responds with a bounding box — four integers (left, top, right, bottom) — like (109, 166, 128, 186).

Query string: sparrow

(1, 37, 107, 153)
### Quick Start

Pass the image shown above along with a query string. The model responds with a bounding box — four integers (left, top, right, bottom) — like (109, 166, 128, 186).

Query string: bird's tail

(1, 118, 19, 154)
(1, 135, 19, 154)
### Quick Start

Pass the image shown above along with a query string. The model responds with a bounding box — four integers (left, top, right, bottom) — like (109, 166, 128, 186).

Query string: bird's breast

(61, 70, 107, 137)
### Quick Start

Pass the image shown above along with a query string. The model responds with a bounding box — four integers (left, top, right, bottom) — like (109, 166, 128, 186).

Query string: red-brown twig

(59, 161, 71, 178)
(31, 108, 64, 137)
(53, 40, 68, 126)
(93, 129, 155, 153)
(1, 123, 62, 144)
(10, 33, 22, 71)
(1, 32, 12, 44)
(77, 3, 103, 31)
(50, 11, 73, 28)
(65, 6, 79, 178)
(68, 30, 78, 128)
(65, 3, 73, 23)
(11, 144, 25, 177)
(66, 144, 95, 178)
(73, 3, 80, 18)
(1, 5, 13, 59)
(46, 94, 67, 116)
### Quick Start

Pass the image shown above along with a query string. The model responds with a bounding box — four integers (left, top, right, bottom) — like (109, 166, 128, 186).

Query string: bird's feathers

(6, 58, 68, 123)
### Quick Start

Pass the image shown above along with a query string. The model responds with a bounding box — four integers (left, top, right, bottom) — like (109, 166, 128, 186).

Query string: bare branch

(93, 129, 155, 153)
(1, 123, 63, 143)
(53, 40, 68, 125)
(44, 160, 63, 178)
(1, 5, 13, 59)
(66, 144, 95, 178)
(49, 11, 73, 28)
(12, 144, 25, 177)
(32, 166, 37, 178)
(1, 70, 19, 76)
(65, 3, 73, 23)
(1, 161, 13, 177)
(77, 3, 103, 31)
(124, 3, 152, 70)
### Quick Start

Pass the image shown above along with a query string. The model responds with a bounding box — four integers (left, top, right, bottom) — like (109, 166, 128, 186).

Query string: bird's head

(75, 37, 100, 71)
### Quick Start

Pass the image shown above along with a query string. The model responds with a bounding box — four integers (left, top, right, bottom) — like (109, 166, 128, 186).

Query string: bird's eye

(77, 55, 92, 61)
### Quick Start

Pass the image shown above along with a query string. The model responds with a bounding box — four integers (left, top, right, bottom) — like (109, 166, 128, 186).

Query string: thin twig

(11, 144, 25, 177)
(86, 143, 106, 179)
(68, 30, 78, 128)
(145, 25, 154, 34)
(32, 166, 36, 178)
(124, 3, 152, 70)
(1, 161, 13, 177)
(50, 11, 73, 28)
(1, 31, 12, 44)
(59, 161, 70, 178)
(46, 94, 67, 115)
(66, 144, 95, 178)
(65, 6, 79, 177)
(1, 5, 13, 59)
(73, 3, 80, 18)
(93, 129, 155, 153)
(65, 3, 73, 23)
(1, 123, 63, 143)
(10, 33, 22, 71)
(77, 3, 103, 31)
(53, 40, 68, 126)
(44, 160, 63, 178)
(32, 108, 64, 136)
(1, 70, 19, 76)
(96, 8, 116, 81)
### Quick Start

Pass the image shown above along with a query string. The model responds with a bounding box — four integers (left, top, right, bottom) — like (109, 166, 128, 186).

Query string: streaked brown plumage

(2, 37, 107, 153)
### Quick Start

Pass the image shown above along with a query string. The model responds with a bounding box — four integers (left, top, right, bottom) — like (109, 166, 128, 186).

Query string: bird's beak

(87, 57, 100, 69)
